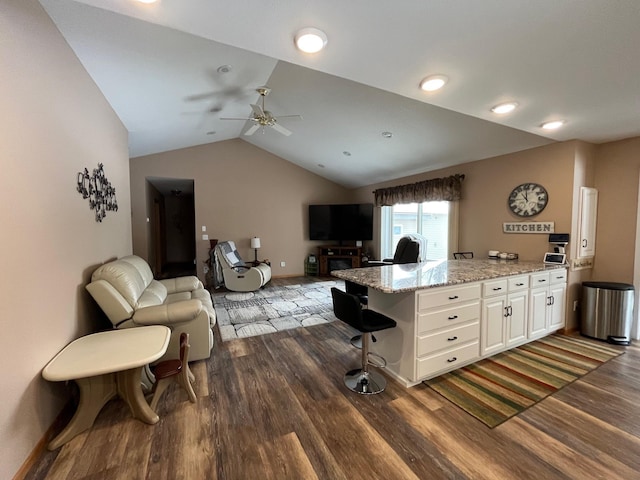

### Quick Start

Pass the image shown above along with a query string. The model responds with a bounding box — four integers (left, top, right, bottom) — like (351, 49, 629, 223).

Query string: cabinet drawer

(417, 302, 480, 334)
(417, 322, 479, 357)
(417, 283, 481, 311)
(508, 275, 529, 292)
(483, 279, 508, 297)
(550, 268, 567, 284)
(530, 272, 550, 288)
(416, 342, 480, 379)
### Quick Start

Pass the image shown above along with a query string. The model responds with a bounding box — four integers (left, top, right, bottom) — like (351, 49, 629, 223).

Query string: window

(380, 201, 458, 261)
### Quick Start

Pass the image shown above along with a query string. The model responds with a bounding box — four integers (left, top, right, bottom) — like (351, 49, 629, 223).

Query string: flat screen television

(308, 203, 374, 242)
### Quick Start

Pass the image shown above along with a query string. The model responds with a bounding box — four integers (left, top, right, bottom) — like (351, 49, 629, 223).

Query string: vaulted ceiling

(40, 0, 640, 188)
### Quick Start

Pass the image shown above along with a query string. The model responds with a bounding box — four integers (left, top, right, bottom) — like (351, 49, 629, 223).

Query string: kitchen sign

(503, 222, 555, 233)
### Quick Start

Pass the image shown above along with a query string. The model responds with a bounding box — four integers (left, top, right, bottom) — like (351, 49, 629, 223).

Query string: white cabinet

(415, 284, 481, 379)
(370, 267, 568, 386)
(481, 276, 529, 355)
(528, 270, 567, 340)
(578, 187, 598, 258)
(506, 289, 529, 347)
(481, 295, 508, 355)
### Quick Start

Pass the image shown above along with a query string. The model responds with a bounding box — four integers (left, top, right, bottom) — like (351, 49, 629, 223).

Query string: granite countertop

(331, 259, 567, 293)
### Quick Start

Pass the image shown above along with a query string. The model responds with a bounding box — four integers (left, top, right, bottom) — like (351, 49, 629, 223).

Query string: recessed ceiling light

(381, 131, 393, 138)
(317, 163, 325, 168)
(294, 28, 328, 53)
(419, 75, 448, 92)
(491, 102, 518, 114)
(217, 65, 232, 74)
(206, 131, 216, 135)
(343, 151, 351, 156)
(541, 120, 565, 130)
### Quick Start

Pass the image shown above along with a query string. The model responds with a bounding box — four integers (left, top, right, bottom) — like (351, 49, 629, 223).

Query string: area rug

(212, 280, 342, 341)
(424, 334, 624, 428)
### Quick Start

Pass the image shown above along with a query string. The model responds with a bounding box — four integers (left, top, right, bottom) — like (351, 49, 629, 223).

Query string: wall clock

(508, 183, 548, 217)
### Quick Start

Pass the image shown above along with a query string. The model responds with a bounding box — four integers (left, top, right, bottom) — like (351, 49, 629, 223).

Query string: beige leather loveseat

(86, 255, 215, 362)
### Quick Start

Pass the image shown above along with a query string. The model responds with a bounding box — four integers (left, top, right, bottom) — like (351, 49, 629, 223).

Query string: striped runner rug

(424, 334, 624, 428)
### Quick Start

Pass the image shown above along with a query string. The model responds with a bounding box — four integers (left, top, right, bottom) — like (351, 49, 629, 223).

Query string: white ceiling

(40, 0, 640, 188)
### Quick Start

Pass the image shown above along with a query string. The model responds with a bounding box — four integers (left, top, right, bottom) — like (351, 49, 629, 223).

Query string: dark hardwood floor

(26, 277, 640, 479)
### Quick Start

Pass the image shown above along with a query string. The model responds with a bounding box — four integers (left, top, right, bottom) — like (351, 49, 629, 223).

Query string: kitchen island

(332, 259, 568, 386)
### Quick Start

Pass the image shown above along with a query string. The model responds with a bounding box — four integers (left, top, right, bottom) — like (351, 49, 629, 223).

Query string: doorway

(146, 177, 196, 279)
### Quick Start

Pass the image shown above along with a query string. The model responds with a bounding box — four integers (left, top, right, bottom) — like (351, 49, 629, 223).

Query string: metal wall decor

(76, 163, 118, 222)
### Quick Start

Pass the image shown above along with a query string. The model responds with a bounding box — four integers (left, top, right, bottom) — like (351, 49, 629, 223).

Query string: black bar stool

(331, 288, 397, 394)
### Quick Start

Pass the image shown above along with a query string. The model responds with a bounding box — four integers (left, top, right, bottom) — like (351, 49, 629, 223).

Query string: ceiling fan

(220, 87, 302, 136)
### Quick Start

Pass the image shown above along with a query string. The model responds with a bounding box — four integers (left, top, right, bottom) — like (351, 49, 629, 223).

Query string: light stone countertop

(331, 259, 567, 293)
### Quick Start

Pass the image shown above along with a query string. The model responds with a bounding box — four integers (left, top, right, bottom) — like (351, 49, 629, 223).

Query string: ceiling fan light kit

(294, 27, 328, 53)
(220, 87, 302, 137)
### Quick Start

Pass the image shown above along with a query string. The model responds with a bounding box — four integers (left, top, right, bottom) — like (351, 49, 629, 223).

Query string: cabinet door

(528, 287, 549, 339)
(481, 296, 507, 356)
(548, 283, 566, 331)
(506, 290, 528, 347)
(578, 187, 598, 258)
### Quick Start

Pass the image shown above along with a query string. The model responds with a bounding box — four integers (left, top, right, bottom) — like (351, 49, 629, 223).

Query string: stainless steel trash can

(581, 282, 634, 345)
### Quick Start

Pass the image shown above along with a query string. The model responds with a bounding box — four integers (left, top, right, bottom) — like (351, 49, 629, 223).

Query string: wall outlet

(201, 225, 207, 232)
(280, 261, 286, 267)
(202, 234, 209, 241)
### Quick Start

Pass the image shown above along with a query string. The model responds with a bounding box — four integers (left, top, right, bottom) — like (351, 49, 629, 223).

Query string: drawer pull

(447, 357, 458, 363)
(447, 315, 458, 320)
(516, 283, 524, 286)
(448, 295, 459, 300)
(447, 336, 458, 341)
(492, 287, 502, 291)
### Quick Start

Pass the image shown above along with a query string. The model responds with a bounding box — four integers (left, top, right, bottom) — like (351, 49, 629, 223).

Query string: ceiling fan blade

(244, 124, 261, 136)
(274, 115, 303, 120)
(270, 123, 292, 136)
(220, 117, 252, 121)
(250, 103, 264, 117)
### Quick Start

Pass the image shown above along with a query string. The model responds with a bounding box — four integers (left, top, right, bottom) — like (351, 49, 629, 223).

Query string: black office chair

(367, 236, 421, 267)
(331, 288, 397, 394)
(453, 251, 474, 259)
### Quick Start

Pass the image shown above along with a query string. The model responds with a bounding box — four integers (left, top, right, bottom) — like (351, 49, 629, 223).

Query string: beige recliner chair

(214, 240, 271, 292)
(86, 255, 215, 362)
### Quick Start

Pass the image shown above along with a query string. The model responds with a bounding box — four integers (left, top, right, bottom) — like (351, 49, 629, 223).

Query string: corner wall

(0, 2, 131, 477)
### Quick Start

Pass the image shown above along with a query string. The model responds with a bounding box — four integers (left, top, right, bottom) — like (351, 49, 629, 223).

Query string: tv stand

(318, 245, 361, 276)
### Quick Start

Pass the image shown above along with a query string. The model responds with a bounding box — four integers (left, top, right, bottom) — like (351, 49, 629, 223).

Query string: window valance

(373, 174, 465, 207)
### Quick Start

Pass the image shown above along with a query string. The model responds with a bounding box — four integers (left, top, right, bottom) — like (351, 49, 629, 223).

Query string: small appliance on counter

(544, 233, 569, 264)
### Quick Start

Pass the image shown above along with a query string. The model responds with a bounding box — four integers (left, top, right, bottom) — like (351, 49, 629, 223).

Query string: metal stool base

(350, 335, 362, 348)
(344, 368, 387, 395)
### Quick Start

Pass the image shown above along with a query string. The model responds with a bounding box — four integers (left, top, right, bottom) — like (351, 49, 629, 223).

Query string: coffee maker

(549, 233, 569, 254)
(544, 233, 569, 264)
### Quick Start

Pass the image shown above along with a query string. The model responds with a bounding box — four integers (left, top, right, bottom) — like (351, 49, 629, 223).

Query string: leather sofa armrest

(133, 299, 203, 326)
(158, 276, 201, 294)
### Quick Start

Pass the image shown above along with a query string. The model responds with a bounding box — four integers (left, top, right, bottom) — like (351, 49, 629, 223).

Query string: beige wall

(130, 140, 352, 279)
(592, 137, 640, 282)
(353, 142, 579, 260)
(352, 141, 598, 330)
(0, 1, 131, 477)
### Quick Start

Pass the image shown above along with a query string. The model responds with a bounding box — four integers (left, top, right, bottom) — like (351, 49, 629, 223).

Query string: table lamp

(250, 237, 261, 264)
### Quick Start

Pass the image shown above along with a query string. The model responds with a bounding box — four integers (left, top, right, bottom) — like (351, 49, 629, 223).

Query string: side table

(42, 325, 171, 450)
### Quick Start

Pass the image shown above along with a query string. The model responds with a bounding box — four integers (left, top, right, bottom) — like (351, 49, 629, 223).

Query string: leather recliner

(86, 255, 215, 362)
(213, 240, 272, 292)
